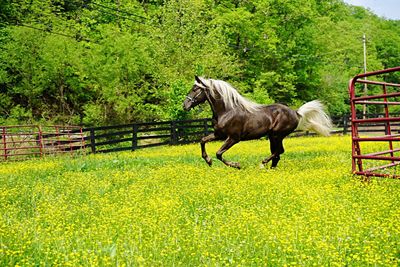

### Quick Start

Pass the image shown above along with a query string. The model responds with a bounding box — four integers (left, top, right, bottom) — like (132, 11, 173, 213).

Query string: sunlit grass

(1, 136, 399, 266)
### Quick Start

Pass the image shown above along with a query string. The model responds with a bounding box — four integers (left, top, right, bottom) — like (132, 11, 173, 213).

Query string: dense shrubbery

(1, 1, 400, 125)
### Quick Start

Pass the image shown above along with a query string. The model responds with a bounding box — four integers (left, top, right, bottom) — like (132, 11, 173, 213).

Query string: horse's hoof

(231, 163, 241, 169)
(204, 157, 212, 166)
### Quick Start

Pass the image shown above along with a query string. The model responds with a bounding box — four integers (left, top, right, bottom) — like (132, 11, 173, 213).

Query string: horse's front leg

(201, 133, 216, 166)
(216, 137, 240, 169)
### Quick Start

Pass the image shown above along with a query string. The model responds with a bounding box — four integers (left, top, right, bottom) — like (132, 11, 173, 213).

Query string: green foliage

(167, 80, 191, 120)
(0, 0, 399, 124)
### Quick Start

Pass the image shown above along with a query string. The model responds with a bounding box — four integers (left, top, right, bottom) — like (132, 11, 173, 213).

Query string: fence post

(38, 125, 43, 158)
(132, 124, 138, 151)
(2, 127, 7, 160)
(79, 127, 86, 153)
(170, 121, 177, 145)
(89, 128, 96, 154)
(343, 115, 348, 135)
(204, 118, 209, 135)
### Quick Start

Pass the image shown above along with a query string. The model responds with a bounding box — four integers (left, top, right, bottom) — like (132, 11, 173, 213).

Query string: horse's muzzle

(183, 100, 192, 111)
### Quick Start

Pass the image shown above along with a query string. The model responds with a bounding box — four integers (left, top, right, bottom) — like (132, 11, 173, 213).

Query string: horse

(182, 76, 333, 169)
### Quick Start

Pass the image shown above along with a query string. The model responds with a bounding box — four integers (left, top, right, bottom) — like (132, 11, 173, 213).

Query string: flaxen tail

(296, 100, 333, 136)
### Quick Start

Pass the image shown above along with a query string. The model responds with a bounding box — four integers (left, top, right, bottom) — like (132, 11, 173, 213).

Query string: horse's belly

(240, 127, 269, 140)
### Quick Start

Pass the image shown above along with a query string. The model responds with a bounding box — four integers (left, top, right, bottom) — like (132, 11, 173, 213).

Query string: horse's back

(229, 104, 296, 140)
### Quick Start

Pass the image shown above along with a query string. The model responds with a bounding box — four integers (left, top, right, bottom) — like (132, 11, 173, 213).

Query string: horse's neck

(206, 95, 228, 120)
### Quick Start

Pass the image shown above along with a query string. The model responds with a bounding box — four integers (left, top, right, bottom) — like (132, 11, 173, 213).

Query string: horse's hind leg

(200, 133, 216, 166)
(262, 136, 283, 168)
(262, 137, 277, 166)
(271, 138, 284, 168)
(216, 137, 240, 169)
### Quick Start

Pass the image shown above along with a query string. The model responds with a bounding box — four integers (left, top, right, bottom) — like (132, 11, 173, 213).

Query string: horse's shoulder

(215, 110, 246, 127)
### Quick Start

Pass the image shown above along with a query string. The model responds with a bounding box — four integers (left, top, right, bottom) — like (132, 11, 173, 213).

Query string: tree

(1, 0, 400, 124)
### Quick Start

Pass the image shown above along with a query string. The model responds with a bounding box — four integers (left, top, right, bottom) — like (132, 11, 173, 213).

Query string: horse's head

(183, 76, 208, 111)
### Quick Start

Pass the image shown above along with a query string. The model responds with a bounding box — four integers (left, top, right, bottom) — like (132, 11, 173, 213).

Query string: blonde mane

(196, 78, 263, 113)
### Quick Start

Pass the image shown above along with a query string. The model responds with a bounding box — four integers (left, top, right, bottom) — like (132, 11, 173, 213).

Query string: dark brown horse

(183, 76, 332, 169)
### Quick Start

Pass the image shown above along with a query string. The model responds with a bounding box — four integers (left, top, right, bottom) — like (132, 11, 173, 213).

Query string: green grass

(0, 136, 399, 266)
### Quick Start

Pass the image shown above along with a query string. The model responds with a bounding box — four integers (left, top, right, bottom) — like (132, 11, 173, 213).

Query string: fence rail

(2, 114, 400, 160)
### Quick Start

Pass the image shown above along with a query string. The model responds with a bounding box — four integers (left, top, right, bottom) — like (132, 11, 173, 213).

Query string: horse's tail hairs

(296, 100, 333, 136)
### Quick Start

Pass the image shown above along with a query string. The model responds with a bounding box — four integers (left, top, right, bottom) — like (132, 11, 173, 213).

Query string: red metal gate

(1, 125, 85, 161)
(349, 66, 400, 178)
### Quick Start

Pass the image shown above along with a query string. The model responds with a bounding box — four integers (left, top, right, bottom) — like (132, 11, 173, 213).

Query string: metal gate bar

(349, 66, 400, 178)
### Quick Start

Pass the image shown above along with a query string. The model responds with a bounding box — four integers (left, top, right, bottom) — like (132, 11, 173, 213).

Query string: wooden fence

(82, 116, 352, 154)
(82, 118, 213, 154)
(2, 114, 400, 160)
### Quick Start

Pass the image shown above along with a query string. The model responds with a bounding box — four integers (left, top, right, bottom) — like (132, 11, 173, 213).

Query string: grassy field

(1, 136, 399, 266)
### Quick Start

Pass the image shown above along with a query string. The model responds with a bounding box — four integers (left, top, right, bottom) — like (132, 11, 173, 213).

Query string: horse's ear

(195, 76, 207, 88)
(195, 76, 202, 84)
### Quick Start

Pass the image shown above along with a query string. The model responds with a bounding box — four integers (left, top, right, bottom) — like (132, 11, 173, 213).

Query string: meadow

(0, 136, 399, 266)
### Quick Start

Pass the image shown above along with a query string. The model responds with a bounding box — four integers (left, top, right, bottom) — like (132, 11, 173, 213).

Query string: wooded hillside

(1, 0, 400, 125)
